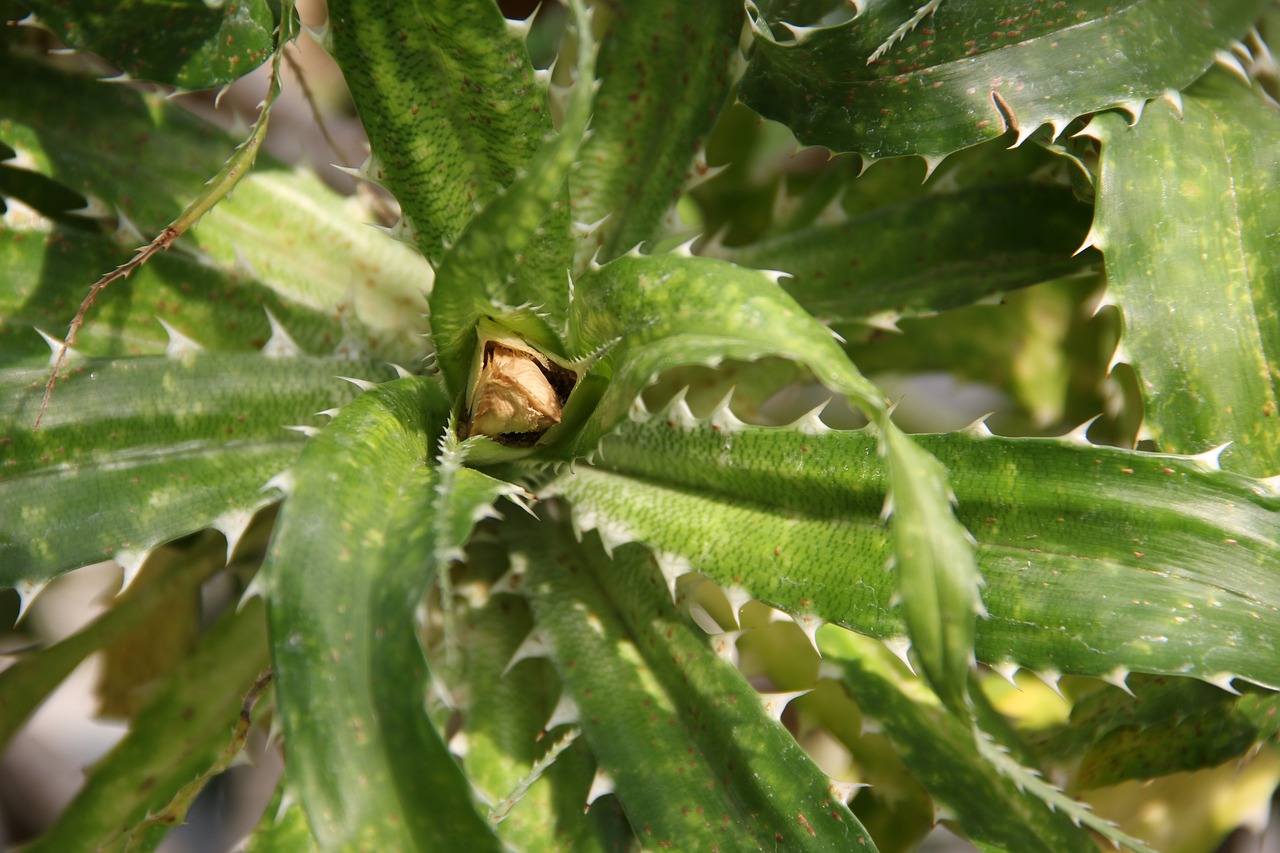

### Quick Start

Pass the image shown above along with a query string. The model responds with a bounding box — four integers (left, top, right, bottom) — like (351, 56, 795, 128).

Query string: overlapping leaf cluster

(1, 0, 1278, 851)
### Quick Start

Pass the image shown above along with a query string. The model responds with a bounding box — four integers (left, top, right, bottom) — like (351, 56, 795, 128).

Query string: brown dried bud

(463, 324, 577, 446)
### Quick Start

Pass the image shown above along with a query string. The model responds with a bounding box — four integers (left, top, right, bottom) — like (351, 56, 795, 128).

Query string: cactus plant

(2, 0, 1279, 850)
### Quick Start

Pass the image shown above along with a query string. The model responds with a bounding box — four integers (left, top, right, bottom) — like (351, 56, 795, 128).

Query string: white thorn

(759, 268, 792, 286)
(387, 363, 413, 379)
(710, 630, 743, 664)
(212, 508, 254, 562)
(1074, 223, 1102, 256)
(829, 779, 869, 802)
(920, 153, 945, 181)
(283, 424, 321, 438)
(881, 636, 916, 674)
(585, 769, 615, 807)
(447, 730, 470, 759)
(1035, 668, 1066, 701)
(670, 235, 699, 257)
(34, 328, 84, 366)
(792, 613, 825, 654)
(722, 586, 751, 624)
(1190, 443, 1231, 470)
(1214, 49, 1251, 84)
(962, 413, 995, 437)
(991, 661, 1021, 688)
(789, 401, 832, 435)
(114, 550, 147, 593)
(1161, 88, 1184, 120)
(1101, 667, 1134, 696)
(708, 389, 745, 433)
(1116, 98, 1147, 126)
(238, 573, 268, 610)
(261, 470, 295, 496)
(1205, 672, 1241, 695)
(654, 552, 692, 601)
(660, 388, 698, 430)
(262, 308, 303, 358)
(503, 631, 551, 675)
(337, 375, 378, 393)
(13, 579, 48, 623)
(157, 318, 204, 358)
(1061, 415, 1100, 445)
(760, 689, 811, 721)
(544, 691, 581, 730)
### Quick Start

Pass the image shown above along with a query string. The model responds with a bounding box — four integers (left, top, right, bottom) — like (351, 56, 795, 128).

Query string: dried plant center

(465, 340, 576, 446)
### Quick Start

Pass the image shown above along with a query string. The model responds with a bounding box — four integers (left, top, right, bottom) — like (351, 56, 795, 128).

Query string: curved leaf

(511, 514, 878, 850)
(0, 353, 383, 584)
(23, 0, 274, 88)
(544, 406, 1280, 689)
(562, 252, 885, 455)
(739, 0, 1269, 159)
(263, 376, 512, 851)
(1086, 72, 1280, 475)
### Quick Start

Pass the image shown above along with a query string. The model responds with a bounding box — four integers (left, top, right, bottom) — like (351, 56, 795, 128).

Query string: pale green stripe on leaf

(514, 516, 878, 851)
(819, 627, 1098, 853)
(1089, 72, 1280, 476)
(21, 0, 274, 89)
(0, 354, 379, 583)
(740, 0, 1269, 159)
(572, 0, 742, 264)
(546, 413, 1280, 688)
(264, 377, 505, 851)
(22, 599, 269, 853)
(718, 183, 1097, 327)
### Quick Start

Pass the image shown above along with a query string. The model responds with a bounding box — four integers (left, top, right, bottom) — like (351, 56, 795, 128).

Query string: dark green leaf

(740, 0, 1269, 159)
(24, 0, 274, 88)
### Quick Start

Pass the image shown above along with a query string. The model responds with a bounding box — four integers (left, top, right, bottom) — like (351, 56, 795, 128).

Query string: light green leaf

(1087, 72, 1280, 475)
(22, 598, 269, 853)
(572, 0, 742, 264)
(0, 354, 382, 584)
(545, 410, 1280, 688)
(512, 514, 878, 850)
(264, 376, 511, 851)
(23, 0, 274, 89)
(881, 420, 982, 712)
(0, 56, 432, 362)
(739, 0, 1269, 159)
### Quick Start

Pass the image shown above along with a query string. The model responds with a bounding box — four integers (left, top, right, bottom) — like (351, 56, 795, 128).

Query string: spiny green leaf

(571, 0, 742, 264)
(326, 0, 562, 268)
(512, 514, 878, 851)
(0, 354, 382, 584)
(819, 626, 1097, 853)
(1087, 72, 1280, 476)
(545, 410, 1280, 688)
(718, 182, 1097, 329)
(561, 252, 885, 456)
(740, 0, 1270, 159)
(881, 420, 982, 713)
(264, 376, 510, 851)
(21, 598, 268, 853)
(23, 0, 274, 89)
(427, 0, 595, 397)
